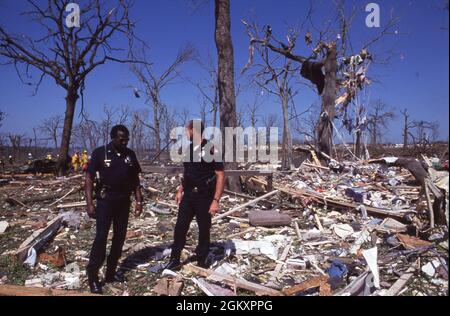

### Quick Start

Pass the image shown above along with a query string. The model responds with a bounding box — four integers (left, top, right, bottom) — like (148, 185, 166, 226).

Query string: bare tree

(0, 0, 146, 175)
(161, 106, 178, 146)
(242, 1, 399, 158)
(246, 93, 262, 128)
(366, 100, 395, 145)
(130, 44, 194, 151)
(72, 115, 100, 152)
(8, 133, 25, 161)
(39, 115, 63, 149)
(0, 110, 5, 129)
(215, 0, 240, 191)
(130, 109, 148, 156)
(400, 108, 411, 148)
(242, 20, 299, 170)
(410, 120, 440, 147)
(292, 102, 320, 145)
(177, 108, 191, 127)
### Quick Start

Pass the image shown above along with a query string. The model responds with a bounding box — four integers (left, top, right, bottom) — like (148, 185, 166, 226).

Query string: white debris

(362, 247, 380, 288)
(332, 223, 355, 239)
(0, 221, 9, 234)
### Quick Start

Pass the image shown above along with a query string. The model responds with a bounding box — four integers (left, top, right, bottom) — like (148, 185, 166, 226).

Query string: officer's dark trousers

(86, 197, 130, 279)
(171, 193, 212, 262)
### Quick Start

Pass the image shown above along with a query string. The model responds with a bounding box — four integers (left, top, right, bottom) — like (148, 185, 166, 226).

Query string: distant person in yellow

(72, 152, 80, 172)
(81, 150, 89, 172)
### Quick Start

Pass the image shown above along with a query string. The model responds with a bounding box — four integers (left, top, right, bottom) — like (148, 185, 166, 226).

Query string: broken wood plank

(396, 234, 432, 250)
(152, 277, 184, 296)
(212, 190, 279, 222)
(282, 275, 329, 296)
(310, 150, 322, 166)
(191, 278, 236, 296)
(183, 264, 283, 296)
(268, 241, 292, 285)
(0, 284, 100, 296)
(248, 210, 292, 227)
(424, 181, 435, 228)
(15, 215, 64, 262)
(383, 260, 418, 296)
(314, 214, 324, 232)
(293, 220, 302, 241)
(302, 162, 330, 170)
(226, 227, 256, 239)
(56, 201, 87, 209)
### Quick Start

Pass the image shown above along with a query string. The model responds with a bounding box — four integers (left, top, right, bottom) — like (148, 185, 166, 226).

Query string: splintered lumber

(248, 210, 292, 227)
(226, 227, 256, 239)
(152, 277, 184, 296)
(268, 241, 292, 285)
(302, 163, 330, 170)
(282, 275, 329, 296)
(183, 264, 283, 296)
(424, 181, 435, 228)
(310, 150, 322, 166)
(15, 215, 63, 262)
(49, 188, 75, 206)
(212, 190, 279, 222)
(57, 201, 87, 209)
(384, 260, 418, 296)
(0, 285, 100, 296)
(192, 278, 236, 296)
(293, 221, 302, 241)
(278, 185, 406, 220)
(314, 214, 324, 232)
(396, 234, 432, 250)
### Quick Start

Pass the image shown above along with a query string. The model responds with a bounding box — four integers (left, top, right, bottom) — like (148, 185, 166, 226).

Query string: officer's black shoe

(88, 279, 103, 294)
(163, 259, 182, 271)
(104, 270, 127, 284)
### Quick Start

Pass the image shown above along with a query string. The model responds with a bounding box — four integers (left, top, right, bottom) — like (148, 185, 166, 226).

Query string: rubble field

(0, 151, 448, 296)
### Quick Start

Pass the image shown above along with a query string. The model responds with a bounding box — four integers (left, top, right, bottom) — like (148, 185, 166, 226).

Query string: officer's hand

(135, 203, 143, 217)
(87, 203, 96, 219)
(209, 200, 220, 216)
(175, 190, 183, 205)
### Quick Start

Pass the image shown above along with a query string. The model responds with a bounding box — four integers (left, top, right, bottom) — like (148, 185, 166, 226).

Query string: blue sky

(0, 0, 448, 144)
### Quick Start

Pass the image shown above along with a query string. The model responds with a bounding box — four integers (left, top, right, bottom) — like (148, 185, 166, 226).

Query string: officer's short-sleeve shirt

(183, 140, 224, 188)
(87, 143, 141, 195)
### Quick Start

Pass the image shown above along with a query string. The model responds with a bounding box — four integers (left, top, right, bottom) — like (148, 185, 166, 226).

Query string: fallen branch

(0, 285, 100, 296)
(213, 190, 279, 222)
(183, 264, 283, 296)
(383, 260, 417, 296)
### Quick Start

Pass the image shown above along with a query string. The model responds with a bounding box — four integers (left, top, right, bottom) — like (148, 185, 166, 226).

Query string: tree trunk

(152, 95, 161, 152)
(53, 132, 58, 149)
(33, 128, 38, 157)
(355, 129, 362, 158)
(403, 114, 408, 148)
(371, 124, 377, 145)
(317, 44, 337, 157)
(58, 88, 78, 176)
(281, 93, 293, 170)
(215, 0, 240, 192)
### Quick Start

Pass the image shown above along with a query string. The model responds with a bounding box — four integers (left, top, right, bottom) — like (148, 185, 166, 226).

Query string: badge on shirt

(104, 159, 111, 168)
(125, 155, 132, 166)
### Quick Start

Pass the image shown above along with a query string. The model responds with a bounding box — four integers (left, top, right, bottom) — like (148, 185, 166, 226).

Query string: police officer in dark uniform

(164, 120, 225, 271)
(85, 125, 143, 294)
